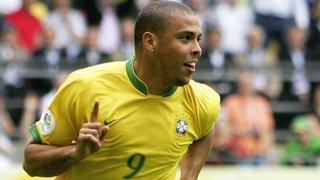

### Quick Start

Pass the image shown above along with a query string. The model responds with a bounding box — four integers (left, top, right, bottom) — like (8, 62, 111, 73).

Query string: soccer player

(23, 1, 220, 179)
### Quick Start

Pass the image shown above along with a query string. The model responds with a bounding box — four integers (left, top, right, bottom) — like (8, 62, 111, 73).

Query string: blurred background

(0, 0, 320, 179)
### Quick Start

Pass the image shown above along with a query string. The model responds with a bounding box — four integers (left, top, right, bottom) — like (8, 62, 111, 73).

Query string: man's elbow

(23, 145, 38, 177)
(23, 161, 37, 177)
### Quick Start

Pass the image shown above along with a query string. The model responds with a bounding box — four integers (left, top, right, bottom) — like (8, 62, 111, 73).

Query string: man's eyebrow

(177, 31, 202, 37)
(178, 31, 195, 35)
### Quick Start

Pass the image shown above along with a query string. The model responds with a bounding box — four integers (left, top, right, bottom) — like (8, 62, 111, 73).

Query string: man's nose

(192, 41, 202, 59)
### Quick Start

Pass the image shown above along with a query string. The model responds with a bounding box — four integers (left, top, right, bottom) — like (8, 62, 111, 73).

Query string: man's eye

(182, 36, 190, 41)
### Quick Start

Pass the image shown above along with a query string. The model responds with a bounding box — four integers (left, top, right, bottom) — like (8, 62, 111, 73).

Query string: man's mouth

(184, 62, 196, 72)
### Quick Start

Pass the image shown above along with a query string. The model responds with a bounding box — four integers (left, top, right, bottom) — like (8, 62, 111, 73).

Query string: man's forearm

(23, 143, 78, 177)
(180, 151, 205, 180)
(180, 132, 213, 180)
(180, 160, 202, 180)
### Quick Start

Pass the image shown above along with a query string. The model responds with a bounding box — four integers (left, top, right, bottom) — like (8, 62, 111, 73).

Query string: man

(23, 1, 220, 179)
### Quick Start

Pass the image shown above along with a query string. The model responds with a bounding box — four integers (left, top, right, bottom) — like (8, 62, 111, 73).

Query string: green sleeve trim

(28, 123, 42, 143)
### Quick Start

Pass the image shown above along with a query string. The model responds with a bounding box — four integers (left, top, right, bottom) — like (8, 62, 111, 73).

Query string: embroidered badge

(39, 109, 56, 135)
(175, 118, 188, 135)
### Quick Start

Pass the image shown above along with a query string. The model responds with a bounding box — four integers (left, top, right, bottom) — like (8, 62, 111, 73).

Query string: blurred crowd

(0, 0, 320, 167)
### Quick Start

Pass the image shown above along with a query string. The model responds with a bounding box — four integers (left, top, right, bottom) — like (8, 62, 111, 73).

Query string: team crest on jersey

(39, 109, 56, 135)
(175, 118, 188, 135)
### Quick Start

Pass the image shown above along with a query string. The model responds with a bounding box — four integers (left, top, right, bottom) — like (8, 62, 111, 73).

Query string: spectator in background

(32, 27, 64, 72)
(251, 0, 309, 52)
(235, 26, 282, 100)
(27, 27, 59, 97)
(4, 0, 43, 53)
(112, 17, 135, 61)
(77, 26, 109, 66)
(279, 27, 311, 102)
(0, 23, 29, 124)
(307, 1, 320, 60)
(213, 71, 275, 165)
(198, 26, 232, 96)
(280, 27, 310, 68)
(0, 23, 29, 64)
(210, 0, 253, 58)
(97, 0, 121, 57)
(45, 0, 87, 62)
(291, 85, 320, 167)
(199, 27, 228, 76)
(282, 114, 320, 166)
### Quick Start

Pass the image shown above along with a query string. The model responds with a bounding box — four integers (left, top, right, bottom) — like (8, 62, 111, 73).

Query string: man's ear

(142, 32, 158, 52)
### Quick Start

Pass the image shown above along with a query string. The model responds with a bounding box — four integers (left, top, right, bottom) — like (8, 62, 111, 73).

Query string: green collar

(125, 57, 177, 97)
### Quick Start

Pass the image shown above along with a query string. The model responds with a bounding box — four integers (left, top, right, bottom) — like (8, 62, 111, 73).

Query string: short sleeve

(197, 84, 221, 138)
(29, 73, 85, 146)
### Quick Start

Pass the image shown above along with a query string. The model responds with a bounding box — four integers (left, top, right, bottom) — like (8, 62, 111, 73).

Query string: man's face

(154, 13, 202, 86)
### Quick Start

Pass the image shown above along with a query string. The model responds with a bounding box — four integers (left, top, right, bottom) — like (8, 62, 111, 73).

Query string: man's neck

(134, 55, 172, 95)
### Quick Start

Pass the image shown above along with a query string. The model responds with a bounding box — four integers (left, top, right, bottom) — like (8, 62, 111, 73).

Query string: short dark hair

(134, 1, 195, 49)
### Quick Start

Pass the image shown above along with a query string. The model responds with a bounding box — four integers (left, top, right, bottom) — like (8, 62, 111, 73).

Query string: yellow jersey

(29, 58, 220, 180)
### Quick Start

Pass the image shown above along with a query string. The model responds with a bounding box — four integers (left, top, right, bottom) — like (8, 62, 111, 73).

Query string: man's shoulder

(68, 61, 127, 83)
(186, 81, 221, 138)
(185, 80, 220, 106)
(188, 80, 219, 98)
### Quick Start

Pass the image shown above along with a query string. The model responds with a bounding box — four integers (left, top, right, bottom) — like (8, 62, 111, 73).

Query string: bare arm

(23, 102, 109, 177)
(180, 131, 213, 180)
(23, 141, 78, 177)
